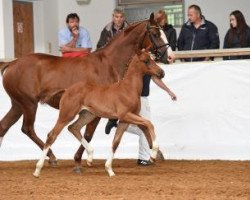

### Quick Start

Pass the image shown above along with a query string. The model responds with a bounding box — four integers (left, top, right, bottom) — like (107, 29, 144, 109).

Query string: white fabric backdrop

(0, 60, 250, 161)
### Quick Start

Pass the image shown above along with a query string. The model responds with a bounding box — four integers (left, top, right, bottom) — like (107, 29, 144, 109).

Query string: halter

(146, 24, 170, 61)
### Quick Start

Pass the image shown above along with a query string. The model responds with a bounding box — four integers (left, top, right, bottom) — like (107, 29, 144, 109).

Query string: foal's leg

(21, 102, 57, 165)
(33, 101, 83, 177)
(73, 117, 101, 170)
(122, 113, 159, 160)
(68, 110, 98, 171)
(0, 100, 22, 147)
(105, 122, 129, 177)
(33, 120, 67, 177)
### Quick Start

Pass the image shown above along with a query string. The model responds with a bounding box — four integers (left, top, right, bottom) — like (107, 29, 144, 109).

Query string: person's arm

(208, 23, 220, 49)
(60, 27, 92, 53)
(60, 46, 91, 53)
(177, 26, 185, 51)
(223, 30, 230, 60)
(96, 29, 110, 49)
(168, 29, 177, 51)
(204, 23, 220, 61)
(152, 76, 177, 101)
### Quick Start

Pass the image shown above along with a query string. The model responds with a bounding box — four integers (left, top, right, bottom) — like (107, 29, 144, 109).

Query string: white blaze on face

(159, 29, 175, 61)
(0, 137, 3, 147)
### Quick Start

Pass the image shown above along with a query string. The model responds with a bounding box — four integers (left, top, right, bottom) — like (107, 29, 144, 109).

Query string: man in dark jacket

(177, 5, 220, 62)
(97, 9, 128, 49)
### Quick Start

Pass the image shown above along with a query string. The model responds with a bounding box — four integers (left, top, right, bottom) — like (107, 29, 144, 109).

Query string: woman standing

(223, 10, 250, 60)
(155, 10, 177, 51)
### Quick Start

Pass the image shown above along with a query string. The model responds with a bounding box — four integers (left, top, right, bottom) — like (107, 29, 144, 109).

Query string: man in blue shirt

(58, 13, 92, 57)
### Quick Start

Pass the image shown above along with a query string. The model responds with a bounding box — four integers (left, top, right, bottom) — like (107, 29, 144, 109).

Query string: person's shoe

(137, 159, 153, 166)
(156, 149, 165, 160)
(105, 119, 118, 134)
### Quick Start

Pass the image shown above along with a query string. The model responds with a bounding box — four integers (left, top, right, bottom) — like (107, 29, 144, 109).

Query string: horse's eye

(144, 59, 150, 66)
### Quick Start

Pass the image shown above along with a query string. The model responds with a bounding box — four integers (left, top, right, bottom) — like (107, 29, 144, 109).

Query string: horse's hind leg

(0, 100, 22, 147)
(21, 102, 57, 165)
(68, 110, 99, 173)
(105, 122, 129, 177)
(72, 117, 101, 172)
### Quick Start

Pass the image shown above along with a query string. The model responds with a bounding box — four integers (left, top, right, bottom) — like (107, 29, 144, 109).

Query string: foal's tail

(0, 62, 9, 76)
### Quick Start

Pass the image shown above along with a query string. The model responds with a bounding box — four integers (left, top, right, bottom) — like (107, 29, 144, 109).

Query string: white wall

(0, 0, 4, 58)
(184, 0, 250, 48)
(33, 1, 45, 53)
(43, 0, 59, 54)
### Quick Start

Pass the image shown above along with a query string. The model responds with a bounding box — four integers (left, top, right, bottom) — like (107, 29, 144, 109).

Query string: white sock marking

(81, 138, 94, 165)
(151, 140, 159, 159)
(33, 147, 50, 177)
(105, 150, 115, 177)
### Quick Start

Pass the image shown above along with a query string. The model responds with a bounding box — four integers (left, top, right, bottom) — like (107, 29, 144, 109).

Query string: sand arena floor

(0, 159, 249, 200)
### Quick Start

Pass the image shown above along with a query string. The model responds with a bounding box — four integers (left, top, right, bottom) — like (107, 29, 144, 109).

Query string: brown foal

(33, 51, 165, 177)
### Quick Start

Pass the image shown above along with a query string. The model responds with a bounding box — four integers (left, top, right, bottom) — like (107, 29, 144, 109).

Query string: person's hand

(72, 27, 79, 38)
(60, 45, 71, 53)
(169, 91, 177, 101)
(167, 49, 175, 64)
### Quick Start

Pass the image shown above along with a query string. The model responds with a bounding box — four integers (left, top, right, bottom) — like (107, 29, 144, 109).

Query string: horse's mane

(95, 20, 148, 52)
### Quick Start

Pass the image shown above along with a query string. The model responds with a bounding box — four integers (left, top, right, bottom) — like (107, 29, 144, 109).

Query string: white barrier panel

(0, 60, 250, 161)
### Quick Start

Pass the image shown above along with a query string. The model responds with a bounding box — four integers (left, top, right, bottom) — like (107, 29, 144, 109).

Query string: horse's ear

(149, 12, 155, 23)
(135, 49, 143, 56)
(145, 46, 151, 52)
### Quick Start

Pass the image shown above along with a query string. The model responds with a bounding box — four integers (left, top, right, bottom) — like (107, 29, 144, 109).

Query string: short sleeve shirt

(58, 26, 92, 48)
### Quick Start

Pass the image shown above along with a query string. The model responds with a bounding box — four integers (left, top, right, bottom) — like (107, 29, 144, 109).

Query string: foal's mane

(116, 53, 140, 82)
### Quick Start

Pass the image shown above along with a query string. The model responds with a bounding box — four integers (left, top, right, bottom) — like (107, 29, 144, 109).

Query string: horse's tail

(40, 89, 66, 108)
(0, 62, 9, 76)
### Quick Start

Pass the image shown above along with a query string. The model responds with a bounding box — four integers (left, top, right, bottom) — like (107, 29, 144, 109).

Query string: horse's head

(140, 13, 170, 64)
(136, 50, 165, 79)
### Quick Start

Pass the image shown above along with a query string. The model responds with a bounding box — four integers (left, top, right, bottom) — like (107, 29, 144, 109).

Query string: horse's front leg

(68, 111, 100, 173)
(105, 122, 129, 177)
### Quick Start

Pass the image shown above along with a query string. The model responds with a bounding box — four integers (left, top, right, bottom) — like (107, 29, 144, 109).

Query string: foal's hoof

(48, 160, 58, 167)
(156, 150, 165, 161)
(86, 160, 93, 167)
(73, 167, 83, 174)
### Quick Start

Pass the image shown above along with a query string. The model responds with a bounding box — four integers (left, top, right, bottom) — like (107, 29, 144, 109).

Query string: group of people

(57, 4, 250, 166)
(58, 5, 250, 61)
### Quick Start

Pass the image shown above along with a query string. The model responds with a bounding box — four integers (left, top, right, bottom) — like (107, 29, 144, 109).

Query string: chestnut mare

(33, 51, 165, 177)
(0, 14, 168, 169)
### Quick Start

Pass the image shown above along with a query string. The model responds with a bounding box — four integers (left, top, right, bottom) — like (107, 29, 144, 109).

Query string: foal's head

(136, 51, 165, 79)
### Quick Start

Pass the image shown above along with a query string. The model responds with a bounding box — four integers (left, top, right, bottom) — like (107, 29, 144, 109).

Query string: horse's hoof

(109, 172, 116, 177)
(48, 160, 58, 167)
(149, 157, 156, 163)
(156, 150, 165, 161)
(73, 167, 83, 174)
(33, 170, 40, 178)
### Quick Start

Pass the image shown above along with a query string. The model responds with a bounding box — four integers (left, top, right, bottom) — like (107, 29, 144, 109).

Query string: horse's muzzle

(157, 70, 165, 79)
